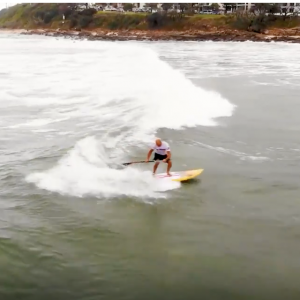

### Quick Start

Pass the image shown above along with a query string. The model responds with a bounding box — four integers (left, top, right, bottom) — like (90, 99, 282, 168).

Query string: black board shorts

(154, 153, 170, 162)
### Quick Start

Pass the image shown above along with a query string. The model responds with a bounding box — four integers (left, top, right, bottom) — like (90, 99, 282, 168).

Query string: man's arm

(164, 143, 171, 161)
(165, 150, 171, 160)
(146, 149, 153, 161)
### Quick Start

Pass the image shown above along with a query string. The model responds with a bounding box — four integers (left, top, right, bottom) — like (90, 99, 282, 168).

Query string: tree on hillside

(211, 3, 219, 11)
(146, 3, 158, 12)
(192, 3, 199, 12)
(68, 3, 78, 11)
(179, 3, 188, 14)
(269, 3, 280, 14)
(281, 6, 290, 20)
(233, 2, 283, 34)
(187, 3, 195, 14)
(58, 4, 67, 12)
(250, 3, 281, 15)
(94, 3, 106, 8)
(161, 3, 173, 12)
(123, 3, 133, 11)
(252, 3, 270, 14)
(58, 4, 73, 18)
(72, 3, 88, 9)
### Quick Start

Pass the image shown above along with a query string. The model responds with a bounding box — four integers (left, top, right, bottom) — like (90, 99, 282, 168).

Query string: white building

(220, 3, 254, 12)
(89, 3, 300, 14)
(278, 3, 300, 13)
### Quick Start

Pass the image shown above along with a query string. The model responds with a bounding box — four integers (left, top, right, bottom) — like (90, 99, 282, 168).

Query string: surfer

(146, 138, 172, 176)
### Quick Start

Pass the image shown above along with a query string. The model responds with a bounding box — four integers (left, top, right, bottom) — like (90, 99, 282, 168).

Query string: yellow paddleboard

(155, 169, 204, 182)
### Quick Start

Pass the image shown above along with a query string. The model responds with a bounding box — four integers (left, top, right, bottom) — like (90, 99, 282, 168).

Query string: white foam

(6, 118, 69, 129)
(31, 128, 56, 133)
(193, 141, 270, 162)
(1, 39, 235, 134)
(26, 136, 180, 198)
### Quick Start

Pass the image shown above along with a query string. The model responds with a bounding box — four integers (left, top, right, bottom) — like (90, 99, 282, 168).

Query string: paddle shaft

(122, 160, 155, 166)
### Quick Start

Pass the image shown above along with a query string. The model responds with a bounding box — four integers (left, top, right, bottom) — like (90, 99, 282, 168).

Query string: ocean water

(1, 32, 300, 300)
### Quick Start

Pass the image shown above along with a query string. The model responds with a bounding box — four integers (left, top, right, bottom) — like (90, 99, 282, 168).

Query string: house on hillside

(278, 3, 300, 13)
(221, 3, 254, 13)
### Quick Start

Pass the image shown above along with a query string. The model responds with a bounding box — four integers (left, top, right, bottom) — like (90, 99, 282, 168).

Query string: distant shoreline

(1, 3, 300, 45)
(2, 28, 300, 43)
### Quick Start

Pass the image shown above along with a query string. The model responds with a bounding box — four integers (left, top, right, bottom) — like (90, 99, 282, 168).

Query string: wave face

(0, 35, 235, 198)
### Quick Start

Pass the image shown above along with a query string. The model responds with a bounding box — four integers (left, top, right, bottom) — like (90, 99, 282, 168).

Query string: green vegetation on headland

(0, 3, 300, 34)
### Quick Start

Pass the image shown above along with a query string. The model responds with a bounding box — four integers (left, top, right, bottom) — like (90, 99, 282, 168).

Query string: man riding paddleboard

(146, 138, 172, 176)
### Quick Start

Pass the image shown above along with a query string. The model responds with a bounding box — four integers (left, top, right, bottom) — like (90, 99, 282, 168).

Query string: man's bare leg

(167, 160, 172, 176)
(153, 161, 159, 175)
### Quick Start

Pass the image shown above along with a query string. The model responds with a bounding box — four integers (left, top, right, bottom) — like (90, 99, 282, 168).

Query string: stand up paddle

(122, 160, 154, 166)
